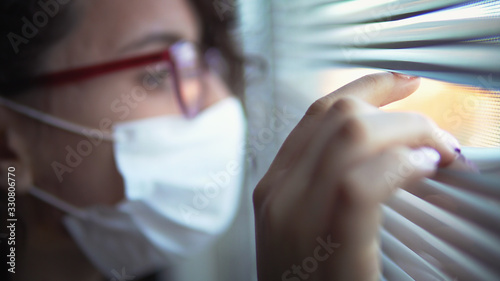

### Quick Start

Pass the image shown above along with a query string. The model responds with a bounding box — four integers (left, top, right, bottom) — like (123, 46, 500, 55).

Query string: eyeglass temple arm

(35, 51, 172, 87)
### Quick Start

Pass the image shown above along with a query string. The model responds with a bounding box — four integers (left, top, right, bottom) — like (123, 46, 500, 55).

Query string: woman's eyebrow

(118, 33, 182, 54)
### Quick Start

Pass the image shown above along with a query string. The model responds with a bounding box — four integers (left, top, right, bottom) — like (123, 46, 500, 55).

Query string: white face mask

(0, 97, 247, 278)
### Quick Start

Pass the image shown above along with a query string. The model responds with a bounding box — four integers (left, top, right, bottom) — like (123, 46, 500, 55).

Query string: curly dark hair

(0, 0, 244, 97)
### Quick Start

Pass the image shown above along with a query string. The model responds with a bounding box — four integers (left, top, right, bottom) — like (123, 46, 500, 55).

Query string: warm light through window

(320, 68, 500, 147)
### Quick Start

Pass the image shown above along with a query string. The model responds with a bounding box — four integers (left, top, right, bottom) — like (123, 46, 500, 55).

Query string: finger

(307, 146, 439, 228)
(340, 146, 440, 207)
(333, 72, 421, 107)
(263, 99, 388, 224)
(320, 148, 438, 267)
(268, 73, 420, 173)
(304, 114, 457, 204)
(320, 147, 438, 281)
(316, 112, 459, 176)
(279, 97, 378, 178)
(359, 112, 459, 165)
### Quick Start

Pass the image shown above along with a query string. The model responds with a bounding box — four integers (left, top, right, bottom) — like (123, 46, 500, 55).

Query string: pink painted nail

(391, 72, 419, 80)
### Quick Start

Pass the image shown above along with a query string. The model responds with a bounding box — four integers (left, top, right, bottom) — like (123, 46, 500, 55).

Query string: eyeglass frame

(33, 40, 207, 118)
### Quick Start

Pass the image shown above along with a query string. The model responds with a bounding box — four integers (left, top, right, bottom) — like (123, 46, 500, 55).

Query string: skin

(0, 1, 465, 281)
(0, 1, 230, 280)
(253, 73, 461, 281)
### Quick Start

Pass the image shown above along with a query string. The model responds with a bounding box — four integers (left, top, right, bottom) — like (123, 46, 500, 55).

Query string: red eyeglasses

(35, 40, 205, 118)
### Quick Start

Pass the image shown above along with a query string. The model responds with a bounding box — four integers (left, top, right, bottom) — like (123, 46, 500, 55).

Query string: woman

(1, 1, 246, 280)
(0, 0, 461, 281)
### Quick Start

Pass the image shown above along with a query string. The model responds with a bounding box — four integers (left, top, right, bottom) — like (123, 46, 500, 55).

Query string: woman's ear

(0, 107, 34, 194)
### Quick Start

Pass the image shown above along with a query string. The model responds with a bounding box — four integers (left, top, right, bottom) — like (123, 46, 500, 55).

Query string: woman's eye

(153, 63, 172, 79)
(143, 73, 169, 87)
(140, 62, 173, 89)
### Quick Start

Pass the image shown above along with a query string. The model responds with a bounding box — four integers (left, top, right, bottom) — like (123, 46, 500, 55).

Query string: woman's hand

(253, 73, 460, 281)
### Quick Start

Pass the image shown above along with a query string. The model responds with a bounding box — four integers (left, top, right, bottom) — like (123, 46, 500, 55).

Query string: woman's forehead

(44, 0, 200, 73)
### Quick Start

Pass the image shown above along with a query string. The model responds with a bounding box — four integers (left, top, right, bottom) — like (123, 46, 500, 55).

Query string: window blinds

(274, 0, 500, 89)
(381, 147, 500, 280)
(270, 1, 500, 280)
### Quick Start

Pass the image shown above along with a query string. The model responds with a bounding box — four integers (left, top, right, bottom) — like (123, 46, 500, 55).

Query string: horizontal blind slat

(386, 190, 500, 274)
(380, 228, 451, 281)
(275, 44, 500, 73)
(275, 44, 500, 88)
(275, 18, 500, 47)
(381, 252, 414, 281)
(457, 147, 500, 176)
(405, 178, 500, 235)
(382, 206, 498, 280)
(275, 0, 472, 24)
(432, 169, 500, 198)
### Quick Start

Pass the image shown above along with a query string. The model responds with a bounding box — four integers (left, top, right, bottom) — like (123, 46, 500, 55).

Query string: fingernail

(410, 147, 440, 171)
(440, 130, 461, 158)
(391, 72, 419, 80)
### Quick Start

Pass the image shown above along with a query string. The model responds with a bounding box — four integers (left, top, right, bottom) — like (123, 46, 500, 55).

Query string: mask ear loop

(29, 186, 89, 220)
(0, 96, 114, 141)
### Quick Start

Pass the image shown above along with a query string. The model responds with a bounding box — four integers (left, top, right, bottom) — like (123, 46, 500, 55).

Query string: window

(240, 0, 500, 280)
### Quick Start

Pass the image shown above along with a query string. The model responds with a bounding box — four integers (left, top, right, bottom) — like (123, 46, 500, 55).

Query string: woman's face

(8, 0, 232, 211)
